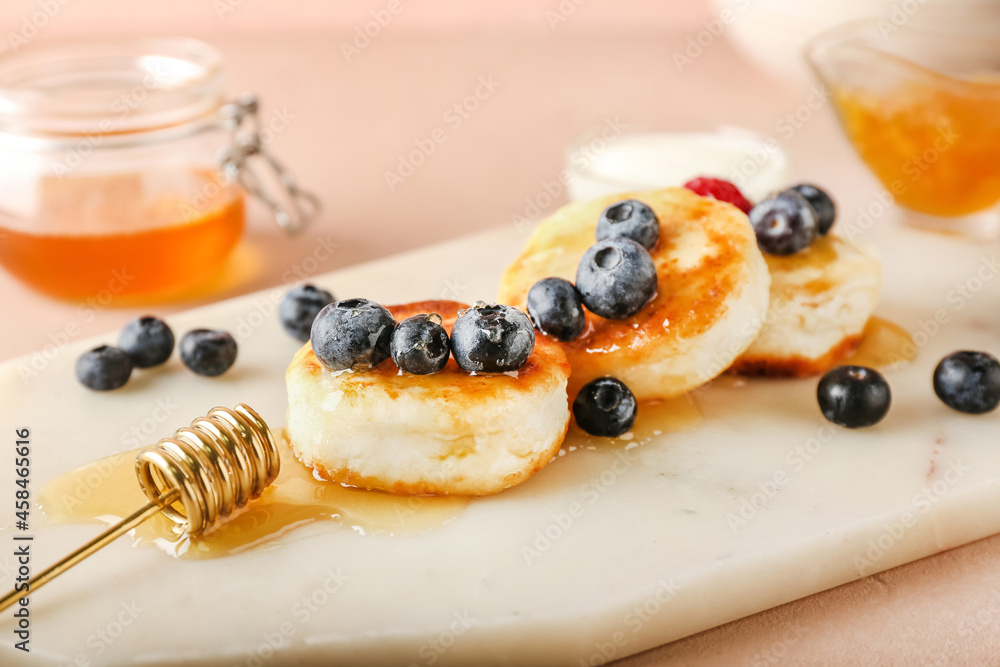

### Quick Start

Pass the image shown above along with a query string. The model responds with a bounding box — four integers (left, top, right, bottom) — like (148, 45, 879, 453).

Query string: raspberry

(683, 177, 753, 214)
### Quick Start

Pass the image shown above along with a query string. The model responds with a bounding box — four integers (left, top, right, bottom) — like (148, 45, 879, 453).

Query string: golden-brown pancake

(732, 234, 882, 377)
(498, 187, 771, 400)
(285, 300, 571, 496)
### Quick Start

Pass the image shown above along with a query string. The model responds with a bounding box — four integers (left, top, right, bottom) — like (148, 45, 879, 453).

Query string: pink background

(4, 1, 1000, 665)
(1, 0, 714, 34)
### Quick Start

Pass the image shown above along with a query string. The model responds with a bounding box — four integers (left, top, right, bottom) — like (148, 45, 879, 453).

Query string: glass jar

(0, 36, 317, 300)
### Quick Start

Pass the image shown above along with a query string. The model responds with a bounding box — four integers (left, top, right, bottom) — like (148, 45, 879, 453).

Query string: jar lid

(0, 36, 225, 137)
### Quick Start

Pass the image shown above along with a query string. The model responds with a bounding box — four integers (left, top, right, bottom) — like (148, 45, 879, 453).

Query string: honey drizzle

(33, 318, 910, 559)
(844, 316, 917, 369)
(563, 393, 703, 452)
(37, 434, 468, 560)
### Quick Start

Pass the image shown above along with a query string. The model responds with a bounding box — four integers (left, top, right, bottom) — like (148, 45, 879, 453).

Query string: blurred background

(0, 0, 886, 359)
(0, 0, 985, 358)
(6, 2, 1000, 665)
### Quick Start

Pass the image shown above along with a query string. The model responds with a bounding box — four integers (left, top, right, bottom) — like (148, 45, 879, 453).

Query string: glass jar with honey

(0, 36, 317, 301)
(807, 11, 1000, 237)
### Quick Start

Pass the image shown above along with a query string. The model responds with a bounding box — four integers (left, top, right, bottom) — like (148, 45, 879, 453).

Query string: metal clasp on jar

(219, 93, 320, 234)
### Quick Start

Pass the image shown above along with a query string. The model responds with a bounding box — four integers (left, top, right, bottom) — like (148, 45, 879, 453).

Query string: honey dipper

(0, 404, 280, 612)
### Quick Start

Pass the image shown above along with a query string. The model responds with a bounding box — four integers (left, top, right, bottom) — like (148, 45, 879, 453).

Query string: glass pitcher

(806, 11, 1000, 237)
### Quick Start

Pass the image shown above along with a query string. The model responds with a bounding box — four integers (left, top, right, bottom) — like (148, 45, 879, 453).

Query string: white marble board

(2, 219, 1000, 666)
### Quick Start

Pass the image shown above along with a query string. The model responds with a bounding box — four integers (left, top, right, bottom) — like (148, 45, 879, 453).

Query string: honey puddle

(37, 434, 468, 560)
(563, 393, 703, 452)
(843, 316, 917, 369)
(34, 320, 910, 560)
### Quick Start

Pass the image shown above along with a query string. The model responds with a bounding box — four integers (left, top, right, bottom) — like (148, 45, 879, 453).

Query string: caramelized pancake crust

(733, 235, 882, 377)
(285, 300, 571, 496)
(499, 187, 771, 399)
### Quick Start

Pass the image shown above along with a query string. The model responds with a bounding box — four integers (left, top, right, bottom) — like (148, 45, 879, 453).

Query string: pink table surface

(3, 30, 1000, 666)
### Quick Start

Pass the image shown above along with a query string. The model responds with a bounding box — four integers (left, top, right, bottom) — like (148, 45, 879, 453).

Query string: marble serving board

(2, 219, 1000, 667)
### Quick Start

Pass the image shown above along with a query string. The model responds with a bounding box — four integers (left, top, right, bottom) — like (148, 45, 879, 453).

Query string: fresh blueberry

(526, 277, 587, 342)
(391, 314, 451, 375)
(118, 316, 174, 368)
(179, 329, 238, 377)
(573, 376, 637, 437)
(576, 238, 657, 320)
(310, 298, 395, 371)
(75, 345, 133, 391)
(817, 365, 891, 428)
(749, 190, 819, 256)
(595, 199, 660, 250)
(933, 351, 1000, 414)
(280, 284, 335, 342)
(789, 183, 836, 235)
(451, 302, 534, 373)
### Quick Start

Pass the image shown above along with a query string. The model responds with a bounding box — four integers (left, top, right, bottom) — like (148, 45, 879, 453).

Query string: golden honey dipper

(0, 404, 280, 612)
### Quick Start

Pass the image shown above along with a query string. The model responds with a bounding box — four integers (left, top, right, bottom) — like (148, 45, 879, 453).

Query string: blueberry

(933, 351, 1000, 414)
(749, 191, 819, 256)
(179, 329, 238, 377)
(789, 183, 836, 235)
(75, 345, 133, 391)
(526, 277, 587, 342)
(310, 298, 395, 371)
(280, 284, 335, 342)
(391, 314, 451, 375)
(817, 365, 891, 428)
(451, 302, 534, 373)
(573, 376, 637, 437)
(576, 238, 657, 320)
(118, 316, 174, 368)
(596, 199, 660, 250)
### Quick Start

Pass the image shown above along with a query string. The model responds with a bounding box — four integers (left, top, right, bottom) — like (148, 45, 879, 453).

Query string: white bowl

(565, 128, 789, 203)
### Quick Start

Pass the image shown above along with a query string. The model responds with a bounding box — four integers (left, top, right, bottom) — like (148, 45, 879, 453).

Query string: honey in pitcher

(835, 79, 1000, 217)
(0, 168, 244, 300)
